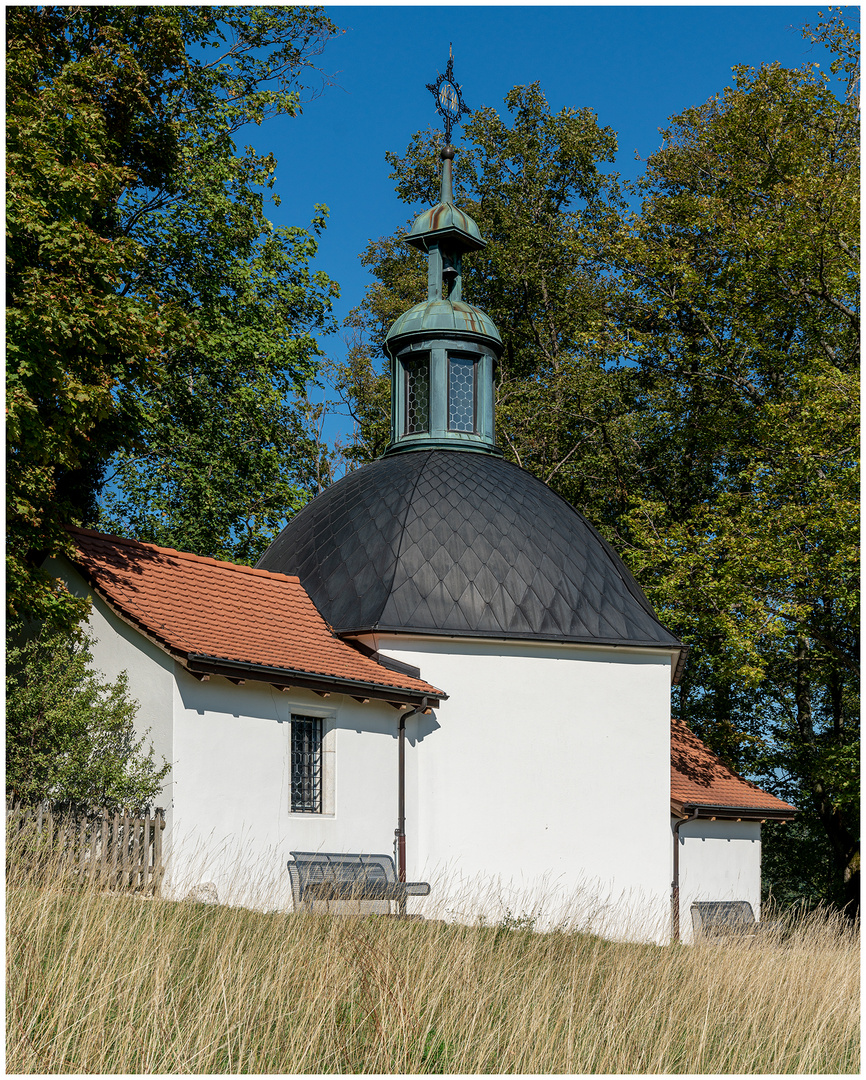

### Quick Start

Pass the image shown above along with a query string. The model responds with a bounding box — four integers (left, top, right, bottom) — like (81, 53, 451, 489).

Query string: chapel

(53, 58, 795, 942)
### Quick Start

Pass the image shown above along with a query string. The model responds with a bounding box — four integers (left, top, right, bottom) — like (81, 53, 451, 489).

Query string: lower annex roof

(671, 717, 797, 820)
(67, 528, 444, 707)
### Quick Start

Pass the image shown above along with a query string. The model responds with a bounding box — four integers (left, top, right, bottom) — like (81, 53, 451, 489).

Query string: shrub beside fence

(6, 800, 166, 895)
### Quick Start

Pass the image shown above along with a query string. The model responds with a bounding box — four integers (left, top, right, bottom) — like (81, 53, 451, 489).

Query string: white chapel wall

(46, 559, 695, 935)
(49, 558, 410, 912)
(168, 671, 406, 908)
(370, 634, 674, 942)
(673, 817, 762, 944)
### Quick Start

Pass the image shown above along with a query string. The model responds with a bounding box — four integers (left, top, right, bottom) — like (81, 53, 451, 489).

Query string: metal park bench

(691, 901, 762, 940)
(287, 850, 430, 916)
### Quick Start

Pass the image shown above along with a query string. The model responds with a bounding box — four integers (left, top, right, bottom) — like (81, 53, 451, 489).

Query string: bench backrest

(691, 900, 756, 937)
(288, 851, 396, 915)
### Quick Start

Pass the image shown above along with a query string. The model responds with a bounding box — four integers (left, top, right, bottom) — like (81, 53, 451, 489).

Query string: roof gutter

(671, 801, 796, 823)
(184, 653, 443, 708)
(343, 628, 688, 685)
(671, 646, 689, 686)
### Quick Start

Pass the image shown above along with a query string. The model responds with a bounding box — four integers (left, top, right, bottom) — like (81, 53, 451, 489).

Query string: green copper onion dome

(405, 204, 485, 251)
(404, 167, 486, 255)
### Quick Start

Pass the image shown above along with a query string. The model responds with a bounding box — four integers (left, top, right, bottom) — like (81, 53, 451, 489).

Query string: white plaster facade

(168, 672, 406, 909)
(53, 558, 409, 907)
(368, 633, 675, 940)
(672, 817, 762, 944)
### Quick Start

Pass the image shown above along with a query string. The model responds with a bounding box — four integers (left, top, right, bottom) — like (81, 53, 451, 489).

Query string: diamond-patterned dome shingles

(473, 563, 500, 606)
(257, 455, 417, 630)
(387, 574, 427, 628)
(256, 450, 682, 650)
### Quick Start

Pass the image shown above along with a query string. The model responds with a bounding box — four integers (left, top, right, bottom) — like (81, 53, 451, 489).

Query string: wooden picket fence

(6, 800, 166, 895)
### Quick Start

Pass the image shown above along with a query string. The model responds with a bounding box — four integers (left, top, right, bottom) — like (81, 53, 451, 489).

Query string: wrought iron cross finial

(426, 45, 471, 145)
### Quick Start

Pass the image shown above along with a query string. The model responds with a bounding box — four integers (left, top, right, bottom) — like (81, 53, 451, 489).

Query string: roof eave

(671, 798, 797, 822)
(340, 623, 683, 653)
(67, 559, 443, 708)
(404, 226, 486, 253)
(185, 653, 443, 707)
(671, 645, 689, 686)
(384, 322, 503, 356)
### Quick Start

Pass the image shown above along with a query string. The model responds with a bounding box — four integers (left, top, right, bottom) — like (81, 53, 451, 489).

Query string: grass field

(6, 859, 859, 1074)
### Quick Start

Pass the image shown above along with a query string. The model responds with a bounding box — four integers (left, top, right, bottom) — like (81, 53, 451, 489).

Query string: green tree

(6, 626, 169, 812)
(98, 5, 341, 563)
(615, 13, 859, 910)
(6, 6, 184, 625)
(6, 6, 340, 619)
(98, 198, 339, 564)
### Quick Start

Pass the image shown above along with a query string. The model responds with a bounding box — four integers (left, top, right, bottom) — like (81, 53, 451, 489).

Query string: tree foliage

(7, 6, 182, 624)
(6, 626, 169, 812)
(615, 14, 859, 910)
(333, 14, 859, 910)
(6, 6, 340, 619)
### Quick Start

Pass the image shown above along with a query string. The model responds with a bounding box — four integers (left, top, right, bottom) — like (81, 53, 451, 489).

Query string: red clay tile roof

(671, 716, 796, 817)
(67, 528, 443, 704)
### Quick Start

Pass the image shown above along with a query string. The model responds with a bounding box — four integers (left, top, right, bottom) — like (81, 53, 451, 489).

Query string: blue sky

(247, 4, 853, 410)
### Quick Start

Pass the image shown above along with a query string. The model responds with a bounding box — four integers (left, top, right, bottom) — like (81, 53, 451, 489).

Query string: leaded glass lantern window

(404, 355, 430, 434)
(448, 354, 476, 432)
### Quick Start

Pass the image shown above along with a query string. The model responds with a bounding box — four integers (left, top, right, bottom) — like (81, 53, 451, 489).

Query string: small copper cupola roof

(384, 145, 501, 361)
(403, 145, 487, 255)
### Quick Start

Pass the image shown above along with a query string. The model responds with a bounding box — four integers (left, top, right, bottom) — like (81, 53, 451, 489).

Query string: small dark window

(291, 716, 322, 813)
(448, 354, 476, 432)
(404, 356, 430, 434)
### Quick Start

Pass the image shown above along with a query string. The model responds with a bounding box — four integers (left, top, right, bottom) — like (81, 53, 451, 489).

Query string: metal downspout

(672, 807, 700, 942)
(396, 698, 429, 915)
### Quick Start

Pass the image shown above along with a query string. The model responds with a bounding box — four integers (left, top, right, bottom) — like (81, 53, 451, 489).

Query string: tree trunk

(796, 634, 859, 916)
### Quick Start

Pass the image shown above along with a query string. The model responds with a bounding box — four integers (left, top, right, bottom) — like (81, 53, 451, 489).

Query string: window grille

(404, 356, 430, 434)
(291, 716, 322, 813)
(449, 354, 476, 432)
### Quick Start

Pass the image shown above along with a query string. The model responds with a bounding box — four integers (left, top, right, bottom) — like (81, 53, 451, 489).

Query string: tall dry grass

(6, 845, 859, 1073)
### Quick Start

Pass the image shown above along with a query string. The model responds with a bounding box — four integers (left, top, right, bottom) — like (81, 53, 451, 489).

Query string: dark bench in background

(288, 851, 430, 916)
(691, 900, 761, 939)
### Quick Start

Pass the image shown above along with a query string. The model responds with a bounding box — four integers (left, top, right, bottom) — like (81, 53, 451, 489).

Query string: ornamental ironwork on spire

(384, 50, 502, 458)
(426, 45, 471, 146)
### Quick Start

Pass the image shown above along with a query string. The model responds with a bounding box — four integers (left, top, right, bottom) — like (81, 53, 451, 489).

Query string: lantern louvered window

(291, 716, 322, 813)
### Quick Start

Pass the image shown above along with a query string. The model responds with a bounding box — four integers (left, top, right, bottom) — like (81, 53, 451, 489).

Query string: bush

(6, 624, 169, 812)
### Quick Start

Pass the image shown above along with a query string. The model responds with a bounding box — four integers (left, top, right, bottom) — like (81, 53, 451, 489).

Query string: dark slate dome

(256, 450, 682, 652)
